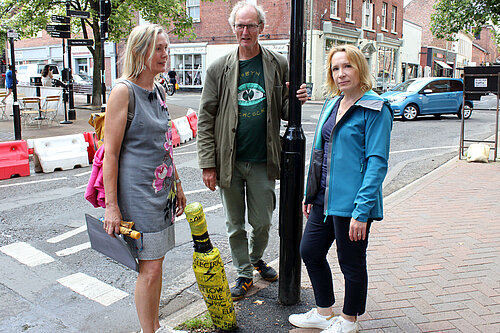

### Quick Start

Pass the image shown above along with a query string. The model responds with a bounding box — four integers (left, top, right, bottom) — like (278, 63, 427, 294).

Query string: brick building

(471, 26, 500, 66)
(170, 0, 404, 98)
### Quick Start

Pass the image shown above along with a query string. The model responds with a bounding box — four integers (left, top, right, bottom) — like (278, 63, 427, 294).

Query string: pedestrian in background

(289, 44, 393, 333)
(102, 24, 186, 333)
(2, 65, 14, 104)
(197, 1, 308, 301)
(41, 65, 53, 87)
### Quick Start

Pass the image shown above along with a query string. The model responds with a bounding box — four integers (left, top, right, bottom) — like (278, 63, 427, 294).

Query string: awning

(435, 60, 452, 69)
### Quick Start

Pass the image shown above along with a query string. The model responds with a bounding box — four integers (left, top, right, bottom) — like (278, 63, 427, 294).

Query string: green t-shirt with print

(236, 53, 267, 162)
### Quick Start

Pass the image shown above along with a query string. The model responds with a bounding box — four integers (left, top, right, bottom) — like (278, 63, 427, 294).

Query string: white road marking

(175, 203, 223, 222)
(74, 171, 91, 177)
(174, 141, 197, 150)
(0, 177, 67, 188)
(0, 242, 55, 267)
(75, 184, 87, 189)
(47, 225, 87, 244)
(390, 145, 456, 154)
(57, 272, 128, 306)
(174, 151, 197, 156)
(184, 188, 211, 195)
(56, 242, 91, 257)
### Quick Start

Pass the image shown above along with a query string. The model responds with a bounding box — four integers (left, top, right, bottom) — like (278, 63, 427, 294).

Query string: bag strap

(119, 80, 135, 131)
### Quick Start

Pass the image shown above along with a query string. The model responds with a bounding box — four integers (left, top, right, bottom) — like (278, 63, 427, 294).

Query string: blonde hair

(121, 24, 168, 80)
(325, 44, 372, 96)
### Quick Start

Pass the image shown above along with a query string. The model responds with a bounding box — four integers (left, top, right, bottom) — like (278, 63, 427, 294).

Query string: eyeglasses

(234, 23, 261, 32)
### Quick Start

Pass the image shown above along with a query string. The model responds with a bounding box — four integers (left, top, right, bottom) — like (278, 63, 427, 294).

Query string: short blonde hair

(325, 44, 372, 96)
(121, 24, 168, 80)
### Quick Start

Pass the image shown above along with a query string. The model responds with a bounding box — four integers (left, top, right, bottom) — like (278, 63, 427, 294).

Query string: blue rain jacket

(304, 90, 393, 222)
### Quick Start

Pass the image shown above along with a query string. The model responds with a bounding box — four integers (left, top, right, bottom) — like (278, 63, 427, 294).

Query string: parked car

(73, 73, 92, 85)
(381, 77, 473, 120)
(16, 64, 61, 85)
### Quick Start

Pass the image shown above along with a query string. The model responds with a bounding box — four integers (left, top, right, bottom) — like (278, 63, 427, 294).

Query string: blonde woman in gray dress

(103, 24, 186, 333)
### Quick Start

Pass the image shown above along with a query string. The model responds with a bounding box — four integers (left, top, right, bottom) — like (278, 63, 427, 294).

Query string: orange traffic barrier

(172, 123, 180, 147)
(186, 110, 198, 138)
(83, 132, 97, 163)
(0, 140, 30, 180)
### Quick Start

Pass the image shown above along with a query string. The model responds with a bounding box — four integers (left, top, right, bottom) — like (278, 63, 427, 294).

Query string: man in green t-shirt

(197, 1, 308, 301)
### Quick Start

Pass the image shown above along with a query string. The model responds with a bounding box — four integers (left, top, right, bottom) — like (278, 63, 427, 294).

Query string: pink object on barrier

(186, 111, 198, 137)
(83, 132, 97, 163)
(0, 140, 30, 180)
(172, 123, 180, 147)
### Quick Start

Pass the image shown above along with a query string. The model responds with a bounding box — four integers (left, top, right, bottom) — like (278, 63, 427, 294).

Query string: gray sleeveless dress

(117, 80, 176, 260)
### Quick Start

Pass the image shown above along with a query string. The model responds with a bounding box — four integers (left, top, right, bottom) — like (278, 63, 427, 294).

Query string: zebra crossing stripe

(56, 242, 91, 256)
(47, 225, 87, 243)
(0, 242, 55, 267)
(57, 272, 129, 306)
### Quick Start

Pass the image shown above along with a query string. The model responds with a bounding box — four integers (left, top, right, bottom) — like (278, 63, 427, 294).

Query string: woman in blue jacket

(289, 45, 393, 333)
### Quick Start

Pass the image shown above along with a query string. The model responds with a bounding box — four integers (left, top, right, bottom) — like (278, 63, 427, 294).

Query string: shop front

(169, 43, 207, 88)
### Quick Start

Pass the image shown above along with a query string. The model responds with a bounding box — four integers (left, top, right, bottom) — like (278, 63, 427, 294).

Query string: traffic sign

(47, 24, 70, 32)
(51, 31, 71, 39)
(7, 30, 19, 39)
(67, 9, 90, 18)
(52, 15, 70, 24)
(68, 39, 94, 47)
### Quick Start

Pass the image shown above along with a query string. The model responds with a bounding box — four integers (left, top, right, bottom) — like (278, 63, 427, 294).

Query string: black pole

(66, 0, 76, 120)
(9, 36, 21, 140)
(60, 38, 72, 124)
(278, 0, 306, 305)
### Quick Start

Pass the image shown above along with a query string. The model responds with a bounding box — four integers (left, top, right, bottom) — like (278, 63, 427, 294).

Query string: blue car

(381, 77, 473, 120)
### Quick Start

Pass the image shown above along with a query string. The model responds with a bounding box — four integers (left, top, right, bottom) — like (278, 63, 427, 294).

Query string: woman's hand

(302, 200, 312, 219)
(349, 218, 367, 241)
(175, 183, 187, 217)
(104, 204, 122, 238)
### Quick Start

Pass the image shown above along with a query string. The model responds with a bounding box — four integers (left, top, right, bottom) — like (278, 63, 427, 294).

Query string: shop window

(173, 53, 203, 87)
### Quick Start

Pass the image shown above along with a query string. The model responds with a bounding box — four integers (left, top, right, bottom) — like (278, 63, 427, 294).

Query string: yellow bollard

(185, 202, 237, 331)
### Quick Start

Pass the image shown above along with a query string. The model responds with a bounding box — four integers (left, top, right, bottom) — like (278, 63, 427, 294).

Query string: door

(448, 79, 463, 112)
(420, 80, 451, 114)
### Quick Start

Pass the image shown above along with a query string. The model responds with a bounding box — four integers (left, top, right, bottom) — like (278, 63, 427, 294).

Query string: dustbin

(30, 77, 42, 97)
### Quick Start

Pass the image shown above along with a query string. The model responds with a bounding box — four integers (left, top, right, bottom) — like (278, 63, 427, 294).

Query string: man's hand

(202, 168, 217, 191)
(286, 82, 310, 104)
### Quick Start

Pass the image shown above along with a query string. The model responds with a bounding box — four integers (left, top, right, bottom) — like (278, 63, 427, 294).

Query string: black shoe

(230, 277, 253, 301)
(253, 259, 278, 282)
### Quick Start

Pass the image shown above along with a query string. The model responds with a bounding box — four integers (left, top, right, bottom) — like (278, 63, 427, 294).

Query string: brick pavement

(292, 159, 500, 333)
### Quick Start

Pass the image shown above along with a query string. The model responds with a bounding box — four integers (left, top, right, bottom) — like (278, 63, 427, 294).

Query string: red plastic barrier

(172, 123, 180, 147)
(0, 140, 30, 180)
(186, 112, 198, 137)
(83, 132, 97, 163)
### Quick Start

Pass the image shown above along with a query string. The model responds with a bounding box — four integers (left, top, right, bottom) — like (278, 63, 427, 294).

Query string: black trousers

(300, 198, 372, 316)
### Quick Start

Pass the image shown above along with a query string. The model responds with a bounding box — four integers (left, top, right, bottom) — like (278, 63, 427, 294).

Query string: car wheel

(402, 104, 418, 121)
(457, 104, 472, 119)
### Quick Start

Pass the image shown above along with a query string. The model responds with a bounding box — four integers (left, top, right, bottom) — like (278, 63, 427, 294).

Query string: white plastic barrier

(172, 116, 193, 144)
(32, 134, 89, 173)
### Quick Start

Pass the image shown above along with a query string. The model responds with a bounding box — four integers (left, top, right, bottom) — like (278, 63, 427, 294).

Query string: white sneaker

(321, 316, 359, 333)
(289, 308, 335, 329)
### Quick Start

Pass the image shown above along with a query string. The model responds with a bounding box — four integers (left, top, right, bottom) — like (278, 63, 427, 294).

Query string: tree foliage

(0, 0, 197, 105)
(431, 0, 500, 42)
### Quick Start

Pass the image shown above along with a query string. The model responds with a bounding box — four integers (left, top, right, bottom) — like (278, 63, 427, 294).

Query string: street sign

(7, 30, 19, 39)
(52, 15, 70, 24)
(47, 24, 70, 32)
(51, 31, 71, 39)
(68, 39, 94, 47)
(67, 9, 90, 18)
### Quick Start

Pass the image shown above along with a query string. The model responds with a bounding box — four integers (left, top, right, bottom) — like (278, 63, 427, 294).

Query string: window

(346, 0, 353, 21)
(330, 0, 338, 18)
(381, 3, 387, 30)
(363, 1, 373, 30)
(187, 0, 200, 22)
(449, 80, 463, 92)
(427, 80, 450, 93)
(391, 6, 397, 32)
(174, 54, 203, 87)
